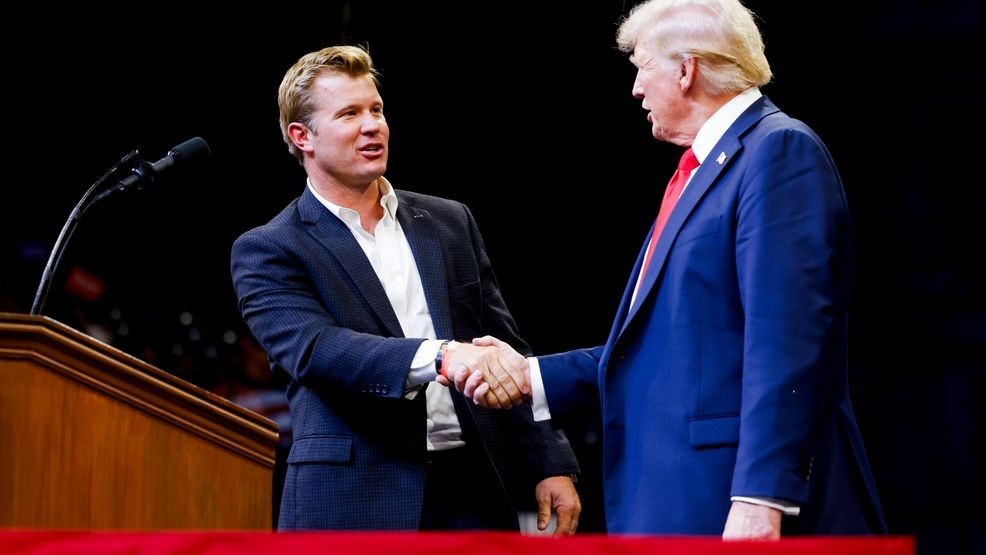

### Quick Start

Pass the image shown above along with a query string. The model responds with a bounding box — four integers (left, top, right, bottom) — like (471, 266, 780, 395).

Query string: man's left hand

(535, 475, 581, 536)
(722, 500, 781, 540)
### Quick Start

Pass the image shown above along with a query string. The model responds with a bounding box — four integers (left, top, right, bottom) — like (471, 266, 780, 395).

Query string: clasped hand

(434, 336, 531, 409)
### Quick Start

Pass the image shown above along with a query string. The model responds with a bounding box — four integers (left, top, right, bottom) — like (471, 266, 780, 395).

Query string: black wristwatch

(435, 340, 450, 375)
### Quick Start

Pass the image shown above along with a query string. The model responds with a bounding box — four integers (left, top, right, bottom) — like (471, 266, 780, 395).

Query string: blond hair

(617, 0, 771, 95)
(277, 45, 379, 162)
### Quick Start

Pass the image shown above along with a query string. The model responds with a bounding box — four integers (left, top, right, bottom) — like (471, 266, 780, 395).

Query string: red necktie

(638, 147, 700, 281)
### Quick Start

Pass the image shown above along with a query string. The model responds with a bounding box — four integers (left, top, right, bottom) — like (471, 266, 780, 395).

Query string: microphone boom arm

(29, 150, 139, 315)
(30, 136, 210, 316)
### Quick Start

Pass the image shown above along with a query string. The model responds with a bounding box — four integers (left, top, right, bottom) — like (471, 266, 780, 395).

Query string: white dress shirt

(308, 177, 464, 451)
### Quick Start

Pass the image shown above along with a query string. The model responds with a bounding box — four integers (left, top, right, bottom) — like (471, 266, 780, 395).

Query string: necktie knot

(678, 147, 700, 172)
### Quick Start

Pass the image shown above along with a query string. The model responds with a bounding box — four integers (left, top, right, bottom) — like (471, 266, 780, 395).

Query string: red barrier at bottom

(0, 530, 914, 555)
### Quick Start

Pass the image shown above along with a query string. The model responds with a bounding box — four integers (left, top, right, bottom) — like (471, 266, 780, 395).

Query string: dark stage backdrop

(2, 2, 983, 553)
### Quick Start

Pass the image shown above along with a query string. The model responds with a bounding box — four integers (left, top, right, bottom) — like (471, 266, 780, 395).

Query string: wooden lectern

(0, 313, 278, 530)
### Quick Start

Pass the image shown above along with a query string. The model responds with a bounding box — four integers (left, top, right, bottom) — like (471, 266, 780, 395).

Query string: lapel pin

(716, 152, 727, 165)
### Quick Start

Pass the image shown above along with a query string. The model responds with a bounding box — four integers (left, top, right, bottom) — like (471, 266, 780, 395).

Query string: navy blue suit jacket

(539, 97, 886, 535)
(231, 187, 577, 530)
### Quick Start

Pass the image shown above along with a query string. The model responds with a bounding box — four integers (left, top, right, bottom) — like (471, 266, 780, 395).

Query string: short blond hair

(617, 0, 771, 95)
(277, 45, 380, 162)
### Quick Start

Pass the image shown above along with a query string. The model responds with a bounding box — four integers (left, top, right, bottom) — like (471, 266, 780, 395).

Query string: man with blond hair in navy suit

(231, 45, 580, 532)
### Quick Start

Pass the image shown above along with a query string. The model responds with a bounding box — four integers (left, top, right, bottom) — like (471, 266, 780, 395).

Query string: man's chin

(361, 162, 387, 180)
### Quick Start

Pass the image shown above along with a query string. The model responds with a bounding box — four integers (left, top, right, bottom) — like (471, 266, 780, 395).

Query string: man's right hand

(453, 336, 531, 409)
(434, 341, 528, 408)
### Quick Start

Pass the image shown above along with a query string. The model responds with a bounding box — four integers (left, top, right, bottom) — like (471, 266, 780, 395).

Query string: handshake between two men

(434, 336, 531, 410)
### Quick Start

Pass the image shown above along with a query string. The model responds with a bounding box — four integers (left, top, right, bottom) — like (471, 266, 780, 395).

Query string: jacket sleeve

(730, 127, 850, 503)
(537, 346, 605, 421)
(230, 227, 422, 399)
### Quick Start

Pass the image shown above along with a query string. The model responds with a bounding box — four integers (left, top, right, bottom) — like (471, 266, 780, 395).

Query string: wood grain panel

(0, 313, 278, 529)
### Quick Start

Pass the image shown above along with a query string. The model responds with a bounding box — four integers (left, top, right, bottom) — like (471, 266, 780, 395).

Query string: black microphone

(30, 136, 211, 315)
(91, 137, 211, 203)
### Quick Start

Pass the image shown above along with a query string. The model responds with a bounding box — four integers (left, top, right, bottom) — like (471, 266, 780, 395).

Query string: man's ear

(679, 57, 698, 91)
(287, 122, 313, 154)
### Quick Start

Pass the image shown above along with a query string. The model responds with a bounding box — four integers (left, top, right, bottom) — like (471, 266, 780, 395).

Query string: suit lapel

(620, 96, 779, 336)
(621, 139, 739, 333)
(395, 196, 481, 437)
(297, 188, 406, 338)
(396, 196, 454, 340)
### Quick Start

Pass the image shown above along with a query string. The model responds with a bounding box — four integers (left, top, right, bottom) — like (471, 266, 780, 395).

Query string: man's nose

(361, 114, 381, 133)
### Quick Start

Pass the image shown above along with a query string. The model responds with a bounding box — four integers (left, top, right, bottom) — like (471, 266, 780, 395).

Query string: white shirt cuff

(730, 496, 801, 516)
(529, 357, 552, 422)
(406, 339, 445, 387)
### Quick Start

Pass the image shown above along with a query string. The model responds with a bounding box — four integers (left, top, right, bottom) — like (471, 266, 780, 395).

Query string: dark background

(1, 2, 983, 553)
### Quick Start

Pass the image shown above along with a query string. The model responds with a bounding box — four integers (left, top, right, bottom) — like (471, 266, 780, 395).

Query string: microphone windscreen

(168, 137, 211, 168)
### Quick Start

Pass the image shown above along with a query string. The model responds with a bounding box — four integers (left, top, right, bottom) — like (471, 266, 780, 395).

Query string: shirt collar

(307, 177, 399, 226)
(691, 87, 762, 164)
